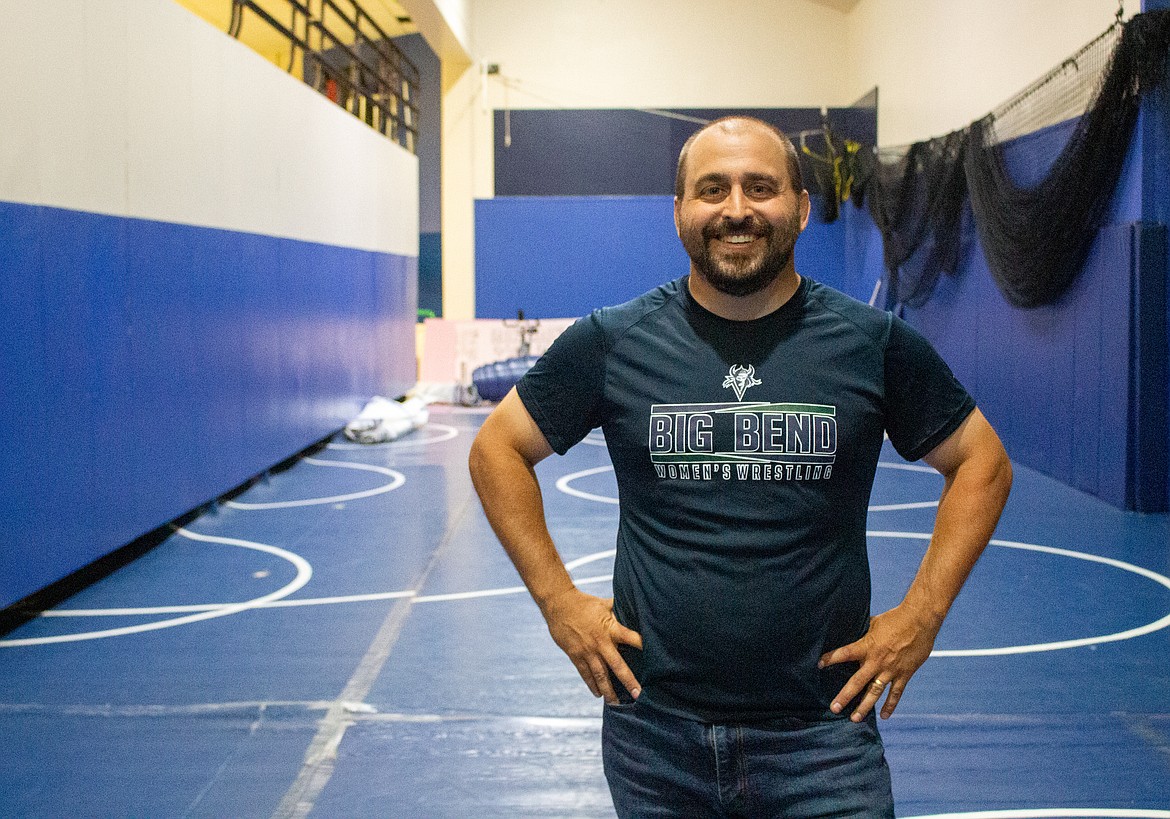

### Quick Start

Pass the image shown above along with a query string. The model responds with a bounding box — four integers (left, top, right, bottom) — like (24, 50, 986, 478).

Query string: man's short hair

(674, 116, 804, 200)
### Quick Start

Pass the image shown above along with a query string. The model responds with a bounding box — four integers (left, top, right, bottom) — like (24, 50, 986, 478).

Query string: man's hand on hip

(818, 601, 942, 722)
(541, 587, 643, 704)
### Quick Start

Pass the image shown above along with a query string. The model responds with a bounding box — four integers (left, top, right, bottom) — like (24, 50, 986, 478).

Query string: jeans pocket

(604, 697, 640, 712)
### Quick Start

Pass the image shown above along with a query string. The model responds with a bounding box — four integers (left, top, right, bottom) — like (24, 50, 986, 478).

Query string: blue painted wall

(478, 105, 869, 317)
(0, 203, 416, 608)
(494, 107, 878, 197)
(474, 195, 845, 319)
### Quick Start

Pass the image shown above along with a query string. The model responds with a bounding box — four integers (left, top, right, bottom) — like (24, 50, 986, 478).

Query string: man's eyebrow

(692, 172, 730, 188)
(742, 172, 782, 185)
(691, 171, 783, 189)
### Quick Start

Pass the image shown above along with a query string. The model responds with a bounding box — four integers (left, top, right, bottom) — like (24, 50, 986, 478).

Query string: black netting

(967, 9, 1170, 307)
(833, 9, 1170, 309)
(854, 130, 968, 307)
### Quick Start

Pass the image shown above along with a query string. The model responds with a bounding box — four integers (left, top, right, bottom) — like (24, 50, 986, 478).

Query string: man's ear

(673, 197, 682, 238)
(798, 190, 811, 232)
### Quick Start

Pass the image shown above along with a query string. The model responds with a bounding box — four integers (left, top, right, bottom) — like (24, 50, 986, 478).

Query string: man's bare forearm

(468, 428, 574, 611)
(904, 413, 1013, 626)
(468, 391, 644, 702)
(822, 408, 1012, 720)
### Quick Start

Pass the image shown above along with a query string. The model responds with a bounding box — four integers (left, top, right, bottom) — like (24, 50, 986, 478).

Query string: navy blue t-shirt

(516, 275, 975, 722)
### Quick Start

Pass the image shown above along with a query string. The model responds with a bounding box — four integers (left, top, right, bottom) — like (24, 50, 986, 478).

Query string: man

(468, 116, 1012, 817)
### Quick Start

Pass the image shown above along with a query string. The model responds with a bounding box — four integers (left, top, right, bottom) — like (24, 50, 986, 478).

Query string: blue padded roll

(472, 356, 540, 402)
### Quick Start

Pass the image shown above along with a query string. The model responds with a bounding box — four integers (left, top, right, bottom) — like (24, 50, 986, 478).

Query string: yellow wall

(174, 0, 299, 73)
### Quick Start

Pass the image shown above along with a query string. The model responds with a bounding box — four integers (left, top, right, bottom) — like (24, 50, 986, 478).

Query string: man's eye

(699, 186, 724, 198)
(748, 184, 772, 196)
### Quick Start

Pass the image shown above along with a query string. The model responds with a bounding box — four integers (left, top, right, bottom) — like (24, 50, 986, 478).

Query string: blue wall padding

(1130, 223, 1168, 512)
(842, 110, 1169, 512)
(900, 222, 1138, 508)
(1136, 78, 1170, 515)
(494, 108, 879, 197)
(474, 195, 845, 319)
(0, 202, 417, 608)
(839, 201, 887, 305)
(837, 104, 1165, 507)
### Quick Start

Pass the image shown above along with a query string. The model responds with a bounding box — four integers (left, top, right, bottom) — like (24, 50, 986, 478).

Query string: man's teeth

(724, 235, 755, 243)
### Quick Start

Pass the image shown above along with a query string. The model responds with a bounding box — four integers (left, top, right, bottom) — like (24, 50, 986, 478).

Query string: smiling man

(674, 118, 807, 305)
(469, 116, 1012, 818)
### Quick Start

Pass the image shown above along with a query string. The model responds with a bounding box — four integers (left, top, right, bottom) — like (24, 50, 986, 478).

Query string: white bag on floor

(344, 396, 430, 443)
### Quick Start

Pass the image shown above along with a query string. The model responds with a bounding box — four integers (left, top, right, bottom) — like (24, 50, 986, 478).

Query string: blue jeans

(602, 700, 895, 818)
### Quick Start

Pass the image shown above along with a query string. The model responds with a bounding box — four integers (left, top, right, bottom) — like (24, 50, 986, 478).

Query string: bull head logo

(722, 364, 762, 401)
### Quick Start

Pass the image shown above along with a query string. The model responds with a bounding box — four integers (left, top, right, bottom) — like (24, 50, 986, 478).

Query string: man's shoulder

(803, 279, 892, 347)
(589, 276, 688, 337)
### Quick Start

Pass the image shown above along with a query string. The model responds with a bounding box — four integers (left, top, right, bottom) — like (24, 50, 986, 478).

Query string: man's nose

(722, 187, 751, 220)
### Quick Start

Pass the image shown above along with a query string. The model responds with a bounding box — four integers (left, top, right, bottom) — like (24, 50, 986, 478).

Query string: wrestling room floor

(1, 405, 1168, 818)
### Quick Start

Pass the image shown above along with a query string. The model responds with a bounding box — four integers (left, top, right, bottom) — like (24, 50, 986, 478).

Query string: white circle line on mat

(865, 531, 1170, 656)
(0, 528, 312, 647)
(413, 571, 614, 604)
(555, 465, 620, 504)
(39, 552, 621, 620)
(42, 589, 419, 616)
(34, 531, 1169, 659)
(224, 458, 405, 510)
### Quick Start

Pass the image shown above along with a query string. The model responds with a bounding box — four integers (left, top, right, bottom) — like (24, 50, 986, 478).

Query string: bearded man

(469, 116, 1012, 818)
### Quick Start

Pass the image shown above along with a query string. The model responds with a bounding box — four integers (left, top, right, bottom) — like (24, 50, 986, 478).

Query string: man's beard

(681, 213, 800, 297)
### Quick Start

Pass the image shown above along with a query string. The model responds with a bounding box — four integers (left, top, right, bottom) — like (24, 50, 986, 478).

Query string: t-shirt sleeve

(515, 314, 607, 455)
(883, 315, 977, 462)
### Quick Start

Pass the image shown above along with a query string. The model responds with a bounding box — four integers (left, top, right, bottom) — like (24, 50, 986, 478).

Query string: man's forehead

(686, 123, 790, 177)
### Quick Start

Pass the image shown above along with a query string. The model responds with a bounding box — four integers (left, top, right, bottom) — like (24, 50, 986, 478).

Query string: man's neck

(687, 269, 802, 321)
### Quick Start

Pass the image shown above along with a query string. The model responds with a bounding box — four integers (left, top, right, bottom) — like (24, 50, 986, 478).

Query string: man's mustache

(702, 219, 773, 241)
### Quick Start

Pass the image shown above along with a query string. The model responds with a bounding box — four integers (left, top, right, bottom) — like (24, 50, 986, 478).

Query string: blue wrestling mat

(1, 406, 1168, 817)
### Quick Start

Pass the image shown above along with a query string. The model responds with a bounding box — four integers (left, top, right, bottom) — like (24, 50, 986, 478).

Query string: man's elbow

(983, 439, 1013, 507)
(468, 420, 530, 493)
(946, 425, 1013, 509)
(468, 429, 494, 490)
(994, 452, 1013, 498)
